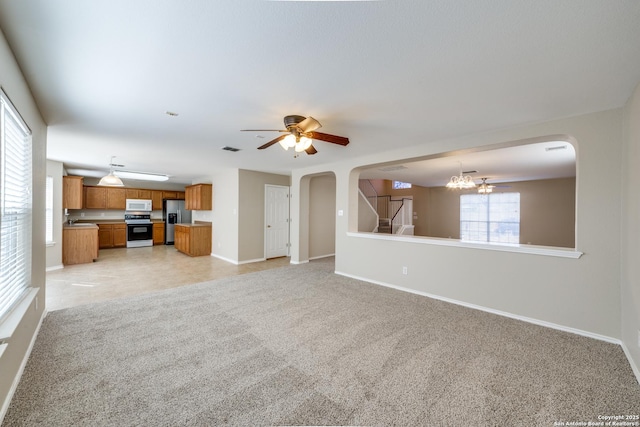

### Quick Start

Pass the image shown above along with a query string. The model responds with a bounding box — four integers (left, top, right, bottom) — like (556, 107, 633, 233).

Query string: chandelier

(446, 163, 476, 189)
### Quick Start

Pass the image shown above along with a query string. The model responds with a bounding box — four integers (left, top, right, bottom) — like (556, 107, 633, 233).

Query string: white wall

(291, 108, 624, 342)
(622, 82, 640, 378)
(0, 30, 47, 418)
(208, 169, 239, 263)
(46, 160, 64, 270)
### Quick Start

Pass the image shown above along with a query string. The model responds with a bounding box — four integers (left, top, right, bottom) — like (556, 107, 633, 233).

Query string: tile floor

(46, 245, 291, 311)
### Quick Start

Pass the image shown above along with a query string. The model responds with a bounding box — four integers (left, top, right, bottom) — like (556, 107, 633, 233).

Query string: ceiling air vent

(222, 146, 241, 152)
(545, 145, 567, 152)
(378, 165, 407, 172)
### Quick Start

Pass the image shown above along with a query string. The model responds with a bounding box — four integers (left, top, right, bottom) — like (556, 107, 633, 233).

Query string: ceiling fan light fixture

(478, 178, 494, 194)
(294, 136, 313, 152)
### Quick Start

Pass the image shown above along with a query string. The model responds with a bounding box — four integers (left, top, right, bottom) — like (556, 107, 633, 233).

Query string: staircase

(378, 218, 392, 233)
(358, 179, 413, 234)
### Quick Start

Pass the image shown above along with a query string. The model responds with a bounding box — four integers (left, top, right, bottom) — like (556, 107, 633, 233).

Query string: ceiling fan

(241, 115, 349, 155)
(478, 177, 510, 194)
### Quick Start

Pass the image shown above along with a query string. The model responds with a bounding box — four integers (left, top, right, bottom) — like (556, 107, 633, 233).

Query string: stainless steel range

(124, 212, 153, 248)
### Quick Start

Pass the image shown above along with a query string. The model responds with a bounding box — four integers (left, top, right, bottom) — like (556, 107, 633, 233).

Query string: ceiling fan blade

(307, 131, 349, 146)
(257, 134, 287, 150)
(241, 129, 287, 132)
(296, 116, 322, 133)
(305, 144, 318, 155)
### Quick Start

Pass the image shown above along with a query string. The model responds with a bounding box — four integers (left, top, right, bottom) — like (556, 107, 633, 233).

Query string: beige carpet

(3, 258, 639, 426)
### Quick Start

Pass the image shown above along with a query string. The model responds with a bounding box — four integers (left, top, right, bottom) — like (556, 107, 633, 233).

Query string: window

(460, 193, 520, 243)
(46, 176, 53, 244)
(393, 180, 412, 189)
(0, 90, 32, 321)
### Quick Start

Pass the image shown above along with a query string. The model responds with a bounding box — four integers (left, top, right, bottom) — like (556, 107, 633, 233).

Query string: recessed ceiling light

(165, 111, 179, 117)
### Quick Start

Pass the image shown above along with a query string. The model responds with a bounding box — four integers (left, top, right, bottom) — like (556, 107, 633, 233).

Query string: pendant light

(445, 163, 476, 189)
(98, 156, 124, 187)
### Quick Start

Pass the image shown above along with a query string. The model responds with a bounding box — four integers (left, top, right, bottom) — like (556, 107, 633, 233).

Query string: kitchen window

(0, 90, 32, 321)
(460, 192, 520, 244)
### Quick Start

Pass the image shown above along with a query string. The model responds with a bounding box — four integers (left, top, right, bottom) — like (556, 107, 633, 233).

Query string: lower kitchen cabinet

(98, 223, 127, 249)
(63, 225, 99, 265)
(153, 222, 164, 245)
(174, 223, 211, 256)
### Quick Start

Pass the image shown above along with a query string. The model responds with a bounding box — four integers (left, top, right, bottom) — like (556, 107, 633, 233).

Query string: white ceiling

(0, 1, 639, 185)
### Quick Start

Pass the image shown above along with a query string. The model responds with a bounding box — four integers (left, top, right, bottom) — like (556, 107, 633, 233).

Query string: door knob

(267, 225, 271, 228)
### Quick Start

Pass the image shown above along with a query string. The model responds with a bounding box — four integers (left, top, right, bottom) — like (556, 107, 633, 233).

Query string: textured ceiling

(0, 0, 639, 184)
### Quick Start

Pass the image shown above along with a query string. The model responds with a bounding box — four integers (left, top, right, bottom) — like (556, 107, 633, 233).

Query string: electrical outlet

(402, 266, 408, 275)
(80, 212, 85, 217)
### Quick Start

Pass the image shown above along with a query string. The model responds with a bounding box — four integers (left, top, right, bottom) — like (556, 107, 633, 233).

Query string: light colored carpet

(3, 258, 640, 426)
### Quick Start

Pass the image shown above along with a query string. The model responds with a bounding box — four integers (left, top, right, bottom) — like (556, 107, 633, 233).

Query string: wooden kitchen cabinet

(151, 190, 163, 210)
(185, 183, 212, 210)
(98, 223, 127, 248)
(174, 223, 211, 256)
(63, 225, 98, 265)
(125, 189, 152, 199)
(63, 176, 84, 209)
(153, 222, 164, 245)
(162, 191, 177, 199)
(106, 188, 126, 209)
(84, 186, 107, 209)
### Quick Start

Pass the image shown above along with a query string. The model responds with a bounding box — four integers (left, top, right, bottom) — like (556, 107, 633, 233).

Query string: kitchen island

(174, 222, 212, 257)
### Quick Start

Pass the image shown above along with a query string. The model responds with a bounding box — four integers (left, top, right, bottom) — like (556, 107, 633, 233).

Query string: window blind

(0, 90, 32, 321)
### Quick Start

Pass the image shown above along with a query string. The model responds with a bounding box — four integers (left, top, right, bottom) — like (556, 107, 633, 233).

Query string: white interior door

(265, 184, 290, 259)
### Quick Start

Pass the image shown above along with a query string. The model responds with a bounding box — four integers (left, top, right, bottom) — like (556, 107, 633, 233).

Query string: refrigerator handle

(177, 209, 181, 224)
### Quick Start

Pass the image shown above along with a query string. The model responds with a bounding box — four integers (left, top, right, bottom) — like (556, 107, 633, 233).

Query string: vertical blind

(0, 90, 32, 321)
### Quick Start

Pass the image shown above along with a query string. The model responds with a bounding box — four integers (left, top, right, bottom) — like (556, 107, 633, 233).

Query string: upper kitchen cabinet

(151, 190, 163, 210)
(185, 183, 212, 210)
(126, 189, 152, 199)
(106, 188, 126, 209)
(63, 176, 84, 209)
(84, 186, 126, 209)
(84, 186, 106, 209)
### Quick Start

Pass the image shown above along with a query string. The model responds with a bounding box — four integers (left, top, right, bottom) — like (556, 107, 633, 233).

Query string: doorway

(265, 184, 290, 259)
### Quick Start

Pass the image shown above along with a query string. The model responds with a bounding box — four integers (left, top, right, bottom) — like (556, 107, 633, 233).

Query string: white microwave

(125, 199, 152, 211)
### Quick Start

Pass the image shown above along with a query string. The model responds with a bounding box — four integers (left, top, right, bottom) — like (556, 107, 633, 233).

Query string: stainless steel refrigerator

(163, 199, 192, 245)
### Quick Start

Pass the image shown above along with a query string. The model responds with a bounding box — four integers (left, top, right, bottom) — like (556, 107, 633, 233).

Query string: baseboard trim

(621, 342, 640, 386)
(46, 265, 63, 272)
(238, 257, 266, 265)
(0, 309, 46, 425)
(290, 259, 309, 265)
(309, 253, 335, 261)
(335, 270, 621, 346)
(210, 253, 239, 265)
